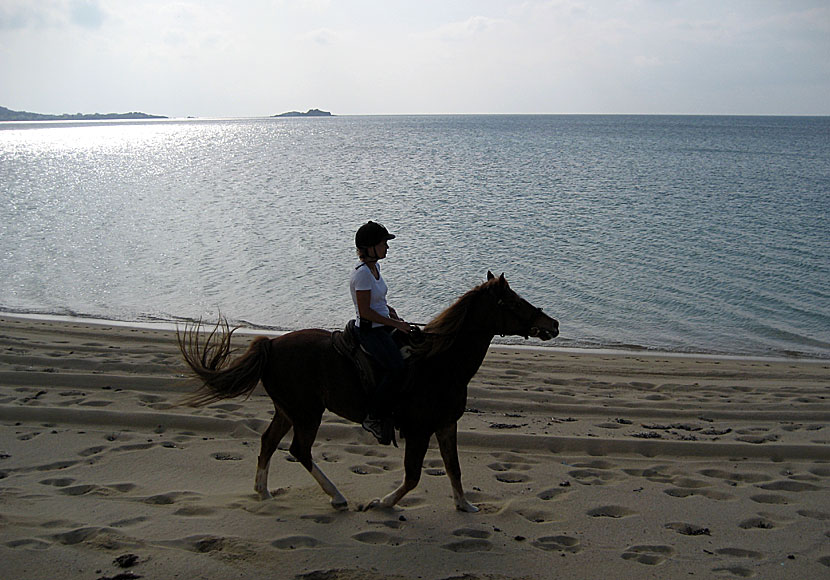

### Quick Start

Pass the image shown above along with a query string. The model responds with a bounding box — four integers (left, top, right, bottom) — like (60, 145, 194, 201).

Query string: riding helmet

(355, 221, 395, 249)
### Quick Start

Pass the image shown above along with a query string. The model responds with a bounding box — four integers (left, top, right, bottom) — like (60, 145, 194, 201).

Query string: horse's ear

(487, 271, 495, 281)
(499, 273, 506, 285)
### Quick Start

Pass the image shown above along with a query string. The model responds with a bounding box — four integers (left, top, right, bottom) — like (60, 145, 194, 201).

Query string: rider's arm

(355, 290, 410, 333)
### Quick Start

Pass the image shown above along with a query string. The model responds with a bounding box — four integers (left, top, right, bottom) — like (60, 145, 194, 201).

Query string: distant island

(273, 109, 332, 118)
(0, 105, 167, 122)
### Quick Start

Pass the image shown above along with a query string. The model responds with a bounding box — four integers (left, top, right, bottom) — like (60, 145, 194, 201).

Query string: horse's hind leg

(436, 422, 479, 512)
(255, 408, 292, 500)
(290, 420, 348, 510)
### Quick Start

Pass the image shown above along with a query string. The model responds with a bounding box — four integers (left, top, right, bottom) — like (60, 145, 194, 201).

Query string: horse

(178, 272, 558, 512)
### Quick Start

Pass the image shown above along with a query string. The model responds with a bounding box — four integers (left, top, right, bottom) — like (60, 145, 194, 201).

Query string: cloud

(0, 0, 105, 30)
(0, 0, 61, 29)
(70, 0, 104, 29)
(634, 55, 662, 68)
(301, 27, 343, 46)
(428, 15, 508, 42)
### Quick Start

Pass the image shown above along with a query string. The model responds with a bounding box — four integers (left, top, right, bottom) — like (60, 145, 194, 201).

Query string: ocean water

(1, 115, 828, 359)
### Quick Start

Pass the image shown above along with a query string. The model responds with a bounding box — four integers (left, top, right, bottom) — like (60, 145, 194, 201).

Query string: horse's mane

(413, 278, 497, 359)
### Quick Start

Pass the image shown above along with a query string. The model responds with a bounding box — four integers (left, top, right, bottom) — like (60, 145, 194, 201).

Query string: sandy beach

(1, 314, 828, 579)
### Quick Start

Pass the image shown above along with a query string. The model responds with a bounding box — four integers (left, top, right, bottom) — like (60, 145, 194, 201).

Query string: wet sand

(1, 315, 828, 579)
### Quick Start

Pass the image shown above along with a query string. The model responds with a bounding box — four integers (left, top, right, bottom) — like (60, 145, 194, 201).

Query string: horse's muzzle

(529, 318, 559, 341)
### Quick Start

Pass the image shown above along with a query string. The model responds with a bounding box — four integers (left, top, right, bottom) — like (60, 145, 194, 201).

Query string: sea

(1, 115, 828, 359)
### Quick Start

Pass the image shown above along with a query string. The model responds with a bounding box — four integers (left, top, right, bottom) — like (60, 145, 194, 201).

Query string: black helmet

(355, 221, 395, 248)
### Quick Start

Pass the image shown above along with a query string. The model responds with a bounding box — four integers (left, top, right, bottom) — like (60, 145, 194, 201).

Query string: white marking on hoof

(456, 499, 480, 513)
(254, 463, 270, 499)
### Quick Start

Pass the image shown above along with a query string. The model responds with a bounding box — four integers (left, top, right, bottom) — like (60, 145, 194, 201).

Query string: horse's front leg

(436, 422, 479, 512)
(366, 433, 430, 510)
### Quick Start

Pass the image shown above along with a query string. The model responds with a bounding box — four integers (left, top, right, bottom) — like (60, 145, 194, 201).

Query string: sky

(1, 0, 828, 117)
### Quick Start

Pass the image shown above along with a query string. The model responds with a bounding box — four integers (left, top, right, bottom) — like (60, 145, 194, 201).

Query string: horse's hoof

(256, 490, 273, 500)
(331, 499, 349, 511)
(456, 501, 480, 513)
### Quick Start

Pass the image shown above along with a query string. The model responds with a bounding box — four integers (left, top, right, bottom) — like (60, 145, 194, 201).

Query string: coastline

(2, 310, 827, 362)
(1, 314, 828, 579)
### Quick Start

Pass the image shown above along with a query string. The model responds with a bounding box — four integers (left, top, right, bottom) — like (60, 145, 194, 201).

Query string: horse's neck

(437, 326, 494, 386)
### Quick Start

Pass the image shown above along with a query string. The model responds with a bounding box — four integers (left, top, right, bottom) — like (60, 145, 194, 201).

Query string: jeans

(358, 324, 405, 417)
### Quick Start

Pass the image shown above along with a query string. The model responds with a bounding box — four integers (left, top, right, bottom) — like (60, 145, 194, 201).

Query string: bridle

(494, 294, 546, 339)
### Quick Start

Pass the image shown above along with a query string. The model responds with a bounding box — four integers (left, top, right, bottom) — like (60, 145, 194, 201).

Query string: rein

(495, 297, 544, 338)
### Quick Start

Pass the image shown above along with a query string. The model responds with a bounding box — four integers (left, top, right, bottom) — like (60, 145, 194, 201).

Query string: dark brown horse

(178, 272, 558, 511)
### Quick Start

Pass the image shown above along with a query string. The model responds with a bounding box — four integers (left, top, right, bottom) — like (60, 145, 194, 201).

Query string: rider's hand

(396, 319, 412, 334)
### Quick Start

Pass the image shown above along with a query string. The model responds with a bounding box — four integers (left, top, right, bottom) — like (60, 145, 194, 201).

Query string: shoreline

(2, 310, 827, 364)
(1, 314, 828, 579)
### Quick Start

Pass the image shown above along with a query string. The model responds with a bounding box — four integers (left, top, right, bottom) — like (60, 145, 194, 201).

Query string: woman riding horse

(179, 271, 558, 512)
(350, 221, 412, 445)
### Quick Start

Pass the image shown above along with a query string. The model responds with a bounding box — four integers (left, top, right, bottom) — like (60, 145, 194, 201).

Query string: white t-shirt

(350, 262, 390, 328)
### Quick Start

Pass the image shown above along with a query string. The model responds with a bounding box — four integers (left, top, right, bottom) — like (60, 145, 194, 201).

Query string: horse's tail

(177, 318, 270, 407)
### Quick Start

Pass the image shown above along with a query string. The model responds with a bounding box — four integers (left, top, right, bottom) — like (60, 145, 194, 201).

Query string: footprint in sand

(699, 469, 771, 484)
(749, 494, 788, 505)
(716, 548, 764, 559)
(495, 472, 530, 483)
(174, 506, 218, 517)
(796, 509, 830, 520)
(517, 507, 558, 524)
(110, 516, 149, 528)
(79, 400, 113, 407)
(51, 526, 107, 546)
(490, 451, 540, 465)
(352, 531, 404, 546)
(622, 466, 674, 484)
(452, 527, 491, 539)
(367, 459, 397, 472)
(568, 468, 618, 486)
(621, 545, 674, 565)
(672, 477, 711, 489)
(664, 522, 711, 536)
(738, 517, 776, 530)
(35, 460, 79, 471)
(5, 538, 51, 550)
(664, 488, 734, 501)
(712, 566, 756, 577)
(271, 536, 323, 550)
(587, 505, 637, 518)
(39, 477, 76, 487)
(537, 486, 571, 501)
(441, 537, 492, 552)
(532, 535, 581, 553)
(572, 459, 617, 470)
(301, 514, 335, 524)
(488, 462, 533, 472)
(78, 446, 108, 457)
(350, 464, 385, 475)
(809, 466, 830, 478)
(757, 480, 821, 492)
(211, 452, 244, 461)
(143, 490, 202, 505)
(59, 484, 99, 496)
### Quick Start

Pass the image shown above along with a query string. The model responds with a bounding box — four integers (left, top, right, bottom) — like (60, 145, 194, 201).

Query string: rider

(350, 221, 412, 444)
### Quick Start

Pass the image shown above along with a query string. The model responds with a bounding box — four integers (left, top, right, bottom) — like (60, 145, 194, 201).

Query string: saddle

(331, 320, 421, 394)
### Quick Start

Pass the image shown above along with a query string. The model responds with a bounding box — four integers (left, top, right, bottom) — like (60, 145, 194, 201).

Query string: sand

(1, 314, 828, 580)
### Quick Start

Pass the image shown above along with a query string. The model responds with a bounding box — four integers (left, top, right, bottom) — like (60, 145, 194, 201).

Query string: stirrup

(362, 417, 397, 447)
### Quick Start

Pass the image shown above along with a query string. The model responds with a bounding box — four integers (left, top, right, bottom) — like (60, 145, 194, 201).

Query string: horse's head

(484, 271, 559, 340)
